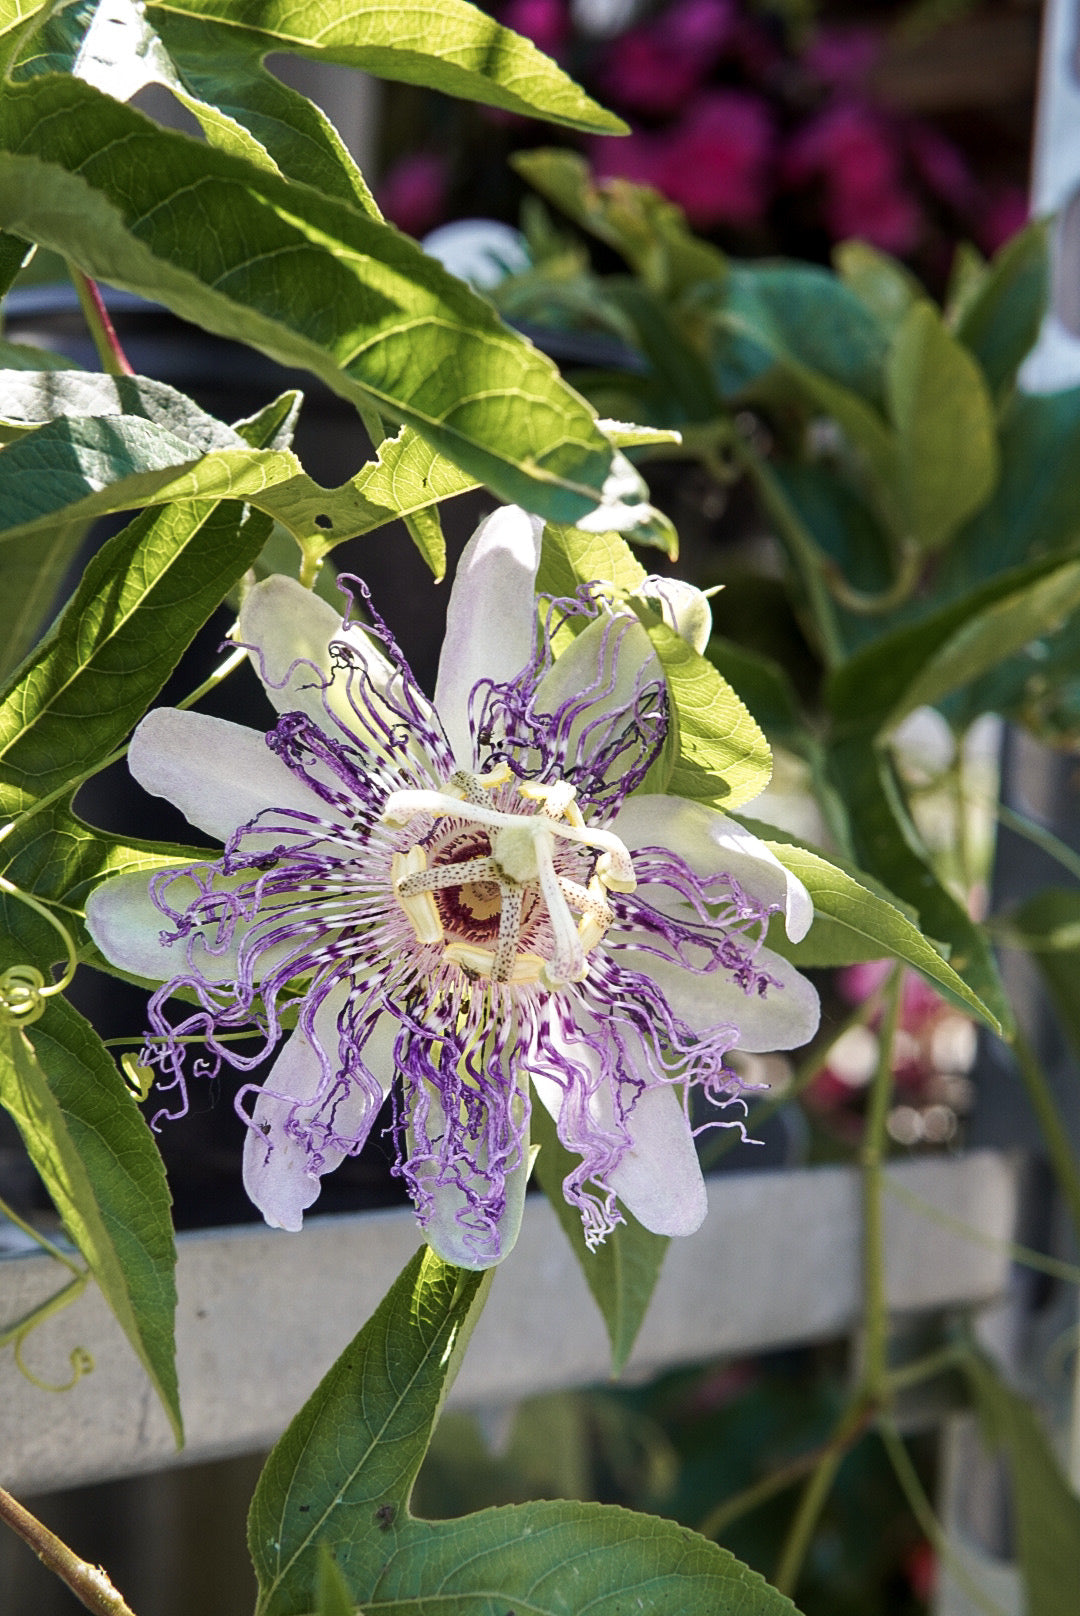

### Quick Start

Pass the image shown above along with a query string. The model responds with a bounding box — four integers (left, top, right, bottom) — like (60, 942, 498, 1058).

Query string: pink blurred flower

(591, 91, 773, 230)
(589, 128, 671, 195)
(659, 90, 774, 228)
(600, 0, 735, 116)
(908, 125, 978, 214)
(500, 0, 569, 59)
(377, 153, 449, 238)
(804, 25, 881, 89)
(785, 103, 922, 254)
(978, 185, 1029, 254)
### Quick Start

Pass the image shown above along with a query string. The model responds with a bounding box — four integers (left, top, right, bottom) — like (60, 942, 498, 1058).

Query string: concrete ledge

(0, 1152, 1018, 1495)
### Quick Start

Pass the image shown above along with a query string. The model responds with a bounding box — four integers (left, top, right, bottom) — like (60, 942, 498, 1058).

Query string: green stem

(174, 645, 249, 713)
(0, 1191, 83, 1276)
(773, 1401, 869, 1597)
(730, 437, 845, 670)
(699, 1405, 874, 1540)
(0, 1487, 140, 1616)
(884, 1172, 1080, 1288)
(879, 1419, 1009, 1616)
(1011, 1027, 1080, 1245)
(69, 268, 134, 378)
(884, 1341, 966, 1396)
(996, 802, 1080, 886)
(862, 965, 903, 1402)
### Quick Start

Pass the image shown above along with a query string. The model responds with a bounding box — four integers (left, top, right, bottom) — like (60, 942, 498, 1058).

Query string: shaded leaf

(953, 217, 1050, 398)
(827, 553, 1080, 736)
(513, 148, 725, 295)
(833, 240, 921, 338)
(885, 300, 998, 551)
(0, 996, 179, 1439)
(531, 1097, 668, 1375)
(0, 517, 88, 682)
(824, 735, 1010, 1033)
(965, 1353, 1080, 1616)
(938, 386, 1080, 593)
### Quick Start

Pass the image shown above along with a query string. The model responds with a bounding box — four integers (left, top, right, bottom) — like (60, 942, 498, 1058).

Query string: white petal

(605, 1082, 707, 1237)
(243, 988, 391, 1232)
(533, 611, 659, 790)
(86, 868, 246, 982)
(614, 795, 814, 943)
(238, 574, 420, 748)
(434, 505, 544, 766)
(129, 708, 318, 842)
(420, 1142, 530, 1271)
(532, 1024, 707, 1238)
(614, 940, 821, 1052)
(638, 576, 713, 654)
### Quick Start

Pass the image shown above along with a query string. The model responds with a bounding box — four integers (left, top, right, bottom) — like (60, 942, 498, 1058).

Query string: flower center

(382, 765, 636, 989)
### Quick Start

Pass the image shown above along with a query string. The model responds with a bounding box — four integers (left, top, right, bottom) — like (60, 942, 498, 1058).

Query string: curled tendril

(0, 873, 79, 1026)
(13, 1334, 94, 1394)
(0, 964, 48, 1027)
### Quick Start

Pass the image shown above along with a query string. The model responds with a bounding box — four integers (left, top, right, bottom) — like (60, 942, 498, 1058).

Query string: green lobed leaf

(249, 1248, 492, 1616)
(0, 75, 614, 524)
(952, 217, 1050, 399)
(250, 1246, 801, 1616)
(884, 300, 998, 552)
(757, 830, 999, 1026)
(965, 1354, 1080, 1616)
(0, 995, 180, 1440)
(531, 1097, 668, 1376)
(0, 493, 272, 815)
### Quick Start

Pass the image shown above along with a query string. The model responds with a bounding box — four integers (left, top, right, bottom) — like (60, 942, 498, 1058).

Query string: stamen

(391, 848, 442, 944)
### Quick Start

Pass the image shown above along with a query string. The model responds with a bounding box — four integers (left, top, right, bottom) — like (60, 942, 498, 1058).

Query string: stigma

(383, 767, 635, 990)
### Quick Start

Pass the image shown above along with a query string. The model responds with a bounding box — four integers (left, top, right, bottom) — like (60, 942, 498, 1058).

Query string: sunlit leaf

(0, 75, 614, 523)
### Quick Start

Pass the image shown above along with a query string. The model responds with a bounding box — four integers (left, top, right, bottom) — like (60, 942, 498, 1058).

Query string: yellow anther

(444, 942, 545, 983)
(392, 848, 443, 945)
(595, 848, 636, 894)
(519, 780, 584, 827)
(476, 761, 513, 790)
